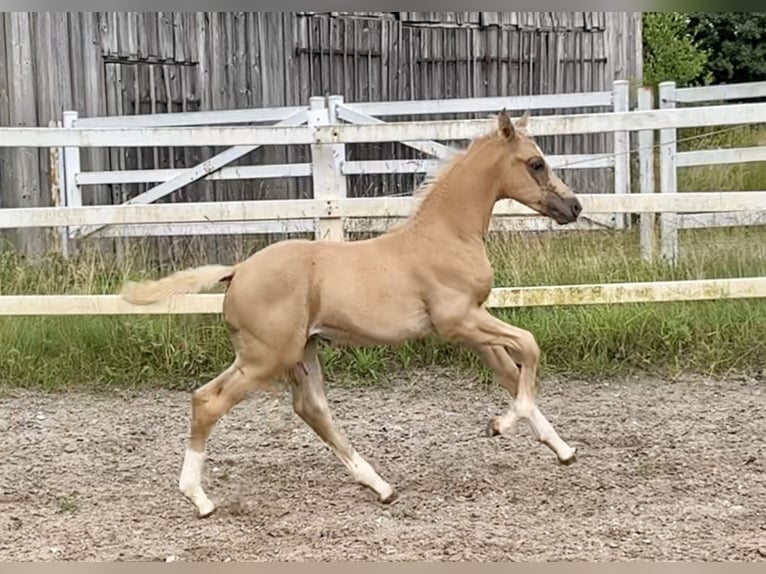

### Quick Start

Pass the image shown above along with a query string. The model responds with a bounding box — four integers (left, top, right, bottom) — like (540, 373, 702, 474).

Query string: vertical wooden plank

(31, 13, 53, 224)
(630, 11, 643, 84)
(6, 12, 45, 256)
(119, 14, 138, 202)
(192, 12, 215, 261)
(637, 86, 656, 263)
(310, 96, 345, 242)
(230, 12, 249, 188)
(529, 27, 536, 95)
(0, 13, 11, 217)
(408, 25, 415, 100)
(486, 25, 497, 97)
(612, 79, 630, 230)
(515, 28, 522, 98)
(498, 27, 508, 95)
(454, 24, 464, 99)
(100, 13, 119, 208)
(245, 12, 260, 107)
(34, 12, 73, 231)
(271, 12, 289, 201)
(380, 18, 388, 100)
(282, 12, 301, 201)
(603, 11, 616, 83)
(76, 14, 109, 207)
(208, 11, 225, 209)
(659, 81, 678, 265)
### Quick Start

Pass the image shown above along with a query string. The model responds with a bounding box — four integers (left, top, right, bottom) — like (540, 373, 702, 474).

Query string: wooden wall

(0, 12, 643, 257)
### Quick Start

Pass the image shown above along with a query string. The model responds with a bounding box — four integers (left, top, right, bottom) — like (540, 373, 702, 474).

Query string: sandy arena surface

(1, 368, 764, 561)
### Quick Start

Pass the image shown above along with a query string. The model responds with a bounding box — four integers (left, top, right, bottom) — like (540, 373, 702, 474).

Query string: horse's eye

(529, 158, 545, 172)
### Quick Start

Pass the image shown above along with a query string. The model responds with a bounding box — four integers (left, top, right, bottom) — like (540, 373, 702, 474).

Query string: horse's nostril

(571, 200, 582, 217)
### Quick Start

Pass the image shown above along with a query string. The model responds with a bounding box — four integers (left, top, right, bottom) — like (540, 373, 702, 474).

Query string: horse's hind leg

(289, 339, 395, 503)
(179, 358, 267, 518)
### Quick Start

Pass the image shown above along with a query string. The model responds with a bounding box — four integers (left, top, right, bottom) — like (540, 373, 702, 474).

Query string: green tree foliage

(642, 12, 710, 87)
(687, 12, 766, 84)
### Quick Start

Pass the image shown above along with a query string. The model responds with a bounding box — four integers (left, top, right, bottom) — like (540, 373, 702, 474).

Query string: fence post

(309, 96, 345, 242)
(637, 86, 656, 263)
(48, 120, 70, 258)
(62, 110, 82, 248)
(612, 79, 631, 230)
(658, 81, 678, 265)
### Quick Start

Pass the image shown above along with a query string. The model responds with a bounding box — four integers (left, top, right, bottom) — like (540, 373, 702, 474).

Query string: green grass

(0, 124, 764, 392)
(1, 225, 764, 392)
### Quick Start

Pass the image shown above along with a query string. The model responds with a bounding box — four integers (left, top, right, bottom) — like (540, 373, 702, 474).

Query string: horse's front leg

(444, 307, 577, 465)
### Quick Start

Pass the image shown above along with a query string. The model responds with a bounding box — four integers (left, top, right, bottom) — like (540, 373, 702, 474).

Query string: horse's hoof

(196, 500, 217, 519)
(379, 489, 398, 505)
(485, 417, 502, 437)
(558, 448, 577, 466)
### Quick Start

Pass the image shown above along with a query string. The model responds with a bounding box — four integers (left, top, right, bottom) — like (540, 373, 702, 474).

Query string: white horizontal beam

(76, 163, 313, 186)
(346, 215, 614, 234)
(90, 220, 316, 238)
(342, 154, 614, 176)
(2, 192, 766, 230)
(676, 146, 766, 167)
(674, 81, 766, 104)
(341, 159, 442, 175)
(677, 211, 766, 230)
(486, 277, 766, 308)
(346, 91, 613, 117)
(75, 106, 308, 128)
(5, 103, 766, 148)
(75, 153, 609, 188)
(93, 215, 611, 238)
(0, 294, 225, 315)
(2, 277, 764, 316)
(317, 104, 766, 143)
(0, 125, 315, 147)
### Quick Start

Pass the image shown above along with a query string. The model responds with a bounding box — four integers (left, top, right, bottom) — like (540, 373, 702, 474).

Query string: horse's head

(493, 110, 582, 225)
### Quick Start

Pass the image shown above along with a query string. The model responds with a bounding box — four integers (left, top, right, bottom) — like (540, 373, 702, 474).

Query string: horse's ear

(516, 110, 531, 128)
(498, 108, 515, 141)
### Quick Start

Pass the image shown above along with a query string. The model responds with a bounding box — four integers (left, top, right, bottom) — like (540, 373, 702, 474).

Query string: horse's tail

(119, 264, 237, 305)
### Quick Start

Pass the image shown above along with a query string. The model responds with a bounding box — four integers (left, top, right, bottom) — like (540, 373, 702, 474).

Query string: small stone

(165, 555, 179, 562)
(36, 413, 46, 421)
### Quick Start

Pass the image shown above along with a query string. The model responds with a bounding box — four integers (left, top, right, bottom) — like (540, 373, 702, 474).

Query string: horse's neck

(407, 147, 500, 242)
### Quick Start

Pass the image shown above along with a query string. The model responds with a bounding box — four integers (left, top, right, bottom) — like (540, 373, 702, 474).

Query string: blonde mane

(394, 134, 493, 230)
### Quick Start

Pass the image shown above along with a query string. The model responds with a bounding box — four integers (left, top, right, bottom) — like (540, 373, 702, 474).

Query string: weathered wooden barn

(0, 12, 643, 256)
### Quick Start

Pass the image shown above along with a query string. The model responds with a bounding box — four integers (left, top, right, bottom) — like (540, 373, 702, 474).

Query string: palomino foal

(120, 110, 583, 518)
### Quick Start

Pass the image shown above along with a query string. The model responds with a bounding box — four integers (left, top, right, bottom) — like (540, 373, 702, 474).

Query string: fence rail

(2, 277, 764, 316)
(1, 192, 765, 230)
(5, 102, 766, 148)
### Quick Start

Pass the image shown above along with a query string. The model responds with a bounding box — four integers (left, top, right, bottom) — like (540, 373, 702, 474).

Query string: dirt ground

(1, 368, 764, 562)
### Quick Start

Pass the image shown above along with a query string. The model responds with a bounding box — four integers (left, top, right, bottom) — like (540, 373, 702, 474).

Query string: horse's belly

(311, 298, 432, 347)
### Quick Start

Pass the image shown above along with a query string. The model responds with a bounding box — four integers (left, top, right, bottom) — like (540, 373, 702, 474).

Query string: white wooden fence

(58, 80, 630, 242)
(637, 80, 766, 264)
(1, 83, 766, 315)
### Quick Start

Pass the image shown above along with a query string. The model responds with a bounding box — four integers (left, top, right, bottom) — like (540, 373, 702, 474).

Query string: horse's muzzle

(548, 195, 582, 225)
